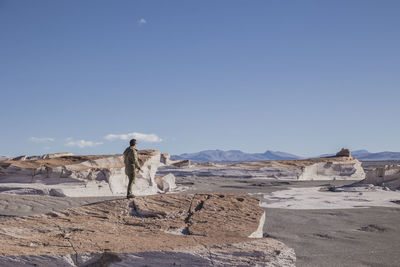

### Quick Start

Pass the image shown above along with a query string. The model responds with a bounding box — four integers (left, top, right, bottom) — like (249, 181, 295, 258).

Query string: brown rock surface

(0, 193, 295, 265)
(0, 193, 261, 256)
(133, 193, 263, 238)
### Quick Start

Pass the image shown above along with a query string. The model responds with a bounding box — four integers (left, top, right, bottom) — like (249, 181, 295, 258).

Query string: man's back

(123, 146, 133, 166)
(123, 146, 141, 175)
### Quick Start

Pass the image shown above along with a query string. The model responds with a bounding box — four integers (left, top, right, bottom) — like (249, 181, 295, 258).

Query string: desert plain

(0, 151, 399, 266)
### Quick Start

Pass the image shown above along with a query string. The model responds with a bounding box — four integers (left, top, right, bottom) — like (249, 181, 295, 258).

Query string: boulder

(154, 173, 176, 192)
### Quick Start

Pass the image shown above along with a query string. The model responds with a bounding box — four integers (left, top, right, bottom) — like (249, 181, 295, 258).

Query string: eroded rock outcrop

(297, 149, 364, 180)
(0, 193, 296, 266)
(298, 158, 365, 180)
(158, 156, 365, 181)
(41, 152, 74, 159)
(358, 165, 400, 190)
(335, 148, 351, 158)
(160, 153, 170, 165)
(0, 156, 10, 162)
(0, 150, 177, 197)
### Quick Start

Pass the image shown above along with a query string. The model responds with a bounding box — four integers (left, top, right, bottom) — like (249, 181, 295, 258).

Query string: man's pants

(127, 172, 136, 196)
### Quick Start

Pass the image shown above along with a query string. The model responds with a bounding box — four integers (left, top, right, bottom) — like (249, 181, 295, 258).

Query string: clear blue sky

(1, 0, 399, 157)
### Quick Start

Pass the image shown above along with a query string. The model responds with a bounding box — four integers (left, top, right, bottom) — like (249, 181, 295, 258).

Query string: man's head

(129, 139, 137, 147)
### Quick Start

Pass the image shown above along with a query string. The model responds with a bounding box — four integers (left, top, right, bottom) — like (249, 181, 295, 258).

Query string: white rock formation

(0, 156, 10, 162)
(361, 165, 400, 190)
(157, 162, 302, 179)
(158, 158, 366, 181)
(298, 160, 365, 180)
(0, 150, 178, 197)
(249, 211, 266, 238)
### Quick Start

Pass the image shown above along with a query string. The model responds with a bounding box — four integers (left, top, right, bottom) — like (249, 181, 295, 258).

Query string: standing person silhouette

(123, 139, 142, 198)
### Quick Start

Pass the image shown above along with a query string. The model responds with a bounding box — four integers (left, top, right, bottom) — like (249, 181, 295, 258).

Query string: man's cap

(130, 139, 137, 146)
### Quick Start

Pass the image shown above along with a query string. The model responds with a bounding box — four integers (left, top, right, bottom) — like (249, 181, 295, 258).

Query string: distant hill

(172, 149, 400, 162)
(171, 149, 302, 162)
(355, 151, 400, 161)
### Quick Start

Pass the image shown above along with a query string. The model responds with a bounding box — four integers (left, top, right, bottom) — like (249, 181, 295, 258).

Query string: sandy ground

(265, 207, 400, 267)
(0, 177, 399, 266)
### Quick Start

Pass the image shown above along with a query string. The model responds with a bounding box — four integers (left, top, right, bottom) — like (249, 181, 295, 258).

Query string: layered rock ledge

(159, 156, 365, 181)
(0, 193, 295, 266)
(0, 150, 177, 197)
(354, 164, 400, 190)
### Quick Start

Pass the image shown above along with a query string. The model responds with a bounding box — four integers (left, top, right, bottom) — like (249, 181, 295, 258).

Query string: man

(123, 139, 142, 198)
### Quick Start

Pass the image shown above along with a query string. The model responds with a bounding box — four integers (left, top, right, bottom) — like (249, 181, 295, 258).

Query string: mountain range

(172, 149, 400, 162)
(171, 150, 301, 162)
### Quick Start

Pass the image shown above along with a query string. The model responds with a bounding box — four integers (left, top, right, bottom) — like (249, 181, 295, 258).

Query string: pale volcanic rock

(0, 156, 10, 162)
(358, 164, 400, 190)
(11, 153, 73, 161)
(0, 150, 177, 197)
(154, 173, 176, 192)
(296, 148, 364, 180)
(297, 159, 365, 180)
(158, 156, 365, 181)
(0, 193, 295, 266)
